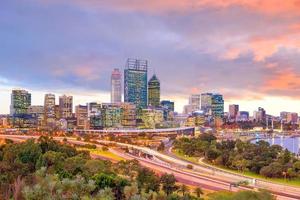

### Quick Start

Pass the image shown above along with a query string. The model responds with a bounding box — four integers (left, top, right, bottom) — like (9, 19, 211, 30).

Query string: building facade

(59, 95, 73, 119)
(75, 105, 88, 129)
(229, 104, 239, 120)
(111, 68, 122, 103)
(88, 102, 102, 130)
(161, 100, 175, 121)
(101, 103, 121, 129)
(189, 94, 201, 110)
(120, 102, 136, 128)
(10, 89, 31, 115)
(124, 58, 148, 109)
(201, 93, 213, 114)
(148, 74, 160, 107)
(211, 94, 224, 118)
(44, 94, 56, 128)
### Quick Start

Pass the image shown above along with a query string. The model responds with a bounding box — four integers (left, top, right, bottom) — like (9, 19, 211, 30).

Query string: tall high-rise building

(161, 100, 175, 121)
(101, 103, 121, 128)
(44, 94, 56, 127)
(124, 58, 148, 109)
(88, 102, 102, 130)
(201, 93, 213, 114)
(111, 68, 122, 103)
(189, 94, 201, 110)
(120, 102, 136, 128)
(229, 104, 239, 120)
(59, 95, 73, 119)
(211, 94, 224, 118)
(10, 89, 31, 115)
(75, 105, 88, 129)
(148, 74, 160, 107)
(253, 107, 266, 122)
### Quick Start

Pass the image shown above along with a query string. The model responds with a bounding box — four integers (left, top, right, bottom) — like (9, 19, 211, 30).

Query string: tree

(177, 184, 189, 196)
(194, 187, 203, 198)
(260, 162, 284, 178)
(160, 174, 177, 195)
(124, 182, 138, 200)
(199, 133, 216, 143)
(137, 167, 160, 192)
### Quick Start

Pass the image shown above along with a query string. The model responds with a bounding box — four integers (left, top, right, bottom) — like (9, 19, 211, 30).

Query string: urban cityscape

(1, 1, 300, 200)
(1, 58, 299, 133)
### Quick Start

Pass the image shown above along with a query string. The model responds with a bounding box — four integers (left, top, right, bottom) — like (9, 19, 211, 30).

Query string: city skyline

(1, 0, 300, 115)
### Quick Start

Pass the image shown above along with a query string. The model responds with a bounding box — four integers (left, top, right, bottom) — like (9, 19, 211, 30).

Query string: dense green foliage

(174, 133, 300, 179)
(0, 136, 275, 200)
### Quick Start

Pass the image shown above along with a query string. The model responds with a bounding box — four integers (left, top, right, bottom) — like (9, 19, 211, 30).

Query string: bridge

(74, 127, 195, 136)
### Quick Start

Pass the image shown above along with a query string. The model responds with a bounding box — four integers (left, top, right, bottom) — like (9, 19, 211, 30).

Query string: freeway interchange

(0, 134, 299, 200)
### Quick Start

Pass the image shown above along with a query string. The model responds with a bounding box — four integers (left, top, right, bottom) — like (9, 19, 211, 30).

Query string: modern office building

(253, 107, 266, 122)
(189, 94, 201, 110)
(211, 94, 224, 118)
(120, 102, 136, 128)
(148, 74, 160, 107)
(111, 68, 122, 104)
(161, 100, 175, 120)
(237, 111, 249, 121)
(280, 111, 289, 122)
(44, 94, 56, 127)
(88, 102, 102, 130)
(183, 105, 198, 115)
(229, 104, 239, 120)
(101, 103, 121, 129)
(201, 93, 213, 114)
(75, 105, 88, 129)
(124, 58, 148, 109)
(10, 89, 31, 115)
(59, 95, 73, 119)
(140, 108, 164, 129)
(28, 105, 44, 127)
(287, 112, 298, 124)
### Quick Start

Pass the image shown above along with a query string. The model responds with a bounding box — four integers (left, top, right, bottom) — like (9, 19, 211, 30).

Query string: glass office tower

(124, 58, 148, 109)
(10, 89, 31, 115)
(211, 94, 224, 118)
(148, 74, 160, 107)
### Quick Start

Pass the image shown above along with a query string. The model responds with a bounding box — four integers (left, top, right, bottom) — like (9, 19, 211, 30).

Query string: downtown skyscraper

(44, 93, 56, 127)
(124, 58, 148, 109)
(111, 68, 122, 103)
(10, 89, 31, 115)
(59, 95, 73, 119)
(211, 94, 224, 118)
(148, 74, 160, 107)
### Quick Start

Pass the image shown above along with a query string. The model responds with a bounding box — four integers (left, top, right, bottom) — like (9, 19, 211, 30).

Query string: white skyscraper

(111, 68, 122, 103)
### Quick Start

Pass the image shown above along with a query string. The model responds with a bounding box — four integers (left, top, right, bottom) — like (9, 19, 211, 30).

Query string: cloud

(1, 0, 300, 114)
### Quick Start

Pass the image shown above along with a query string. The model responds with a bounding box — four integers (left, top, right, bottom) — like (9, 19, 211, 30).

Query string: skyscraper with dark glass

(10, 89, 31, 115)
(211, 94, 224, 118)
(124, 58, 148, 109)
(148, 74, 160, 107)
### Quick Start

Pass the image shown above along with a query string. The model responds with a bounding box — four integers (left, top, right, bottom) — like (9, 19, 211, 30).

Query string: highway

(0, 134, 299, 199)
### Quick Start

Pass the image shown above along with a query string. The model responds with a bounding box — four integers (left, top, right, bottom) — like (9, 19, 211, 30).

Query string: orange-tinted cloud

(261, 68, 300, 97)
(41, 0, 300, 16)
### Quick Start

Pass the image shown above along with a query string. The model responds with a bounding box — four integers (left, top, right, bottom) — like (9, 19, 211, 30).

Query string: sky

(1, 0, 300, 115)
